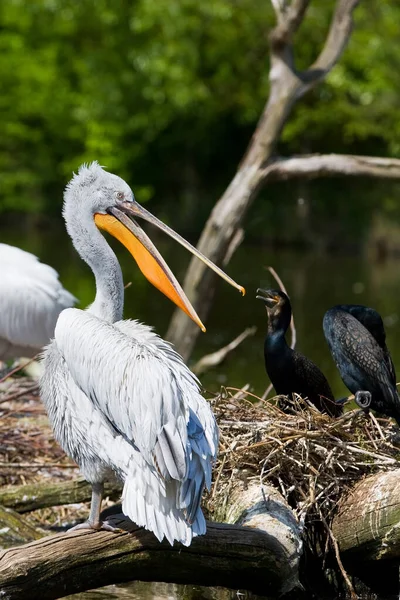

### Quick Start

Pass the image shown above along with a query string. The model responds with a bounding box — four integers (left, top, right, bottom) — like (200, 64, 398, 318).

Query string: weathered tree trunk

(333, 469, 400, 561)
(167, 0, 360, 360)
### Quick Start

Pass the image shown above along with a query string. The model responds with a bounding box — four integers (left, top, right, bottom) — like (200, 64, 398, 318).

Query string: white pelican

(40, 162, 245, 546)
(0, 243, 76, 361)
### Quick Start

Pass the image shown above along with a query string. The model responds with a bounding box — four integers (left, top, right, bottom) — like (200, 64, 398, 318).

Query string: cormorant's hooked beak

(256, 288, 279, 309)
(94, 202, 245, 332)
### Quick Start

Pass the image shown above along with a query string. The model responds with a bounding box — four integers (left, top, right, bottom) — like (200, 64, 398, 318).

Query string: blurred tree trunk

(166, 0, 361, 359)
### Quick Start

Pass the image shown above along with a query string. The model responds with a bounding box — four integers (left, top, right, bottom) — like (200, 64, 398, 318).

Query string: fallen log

(0, 478, 303, 599)
(0, 478, 121, 514)
(332, 468, 400, 561)
(0, 519, 299, 600)
(0, 506, 43, 548)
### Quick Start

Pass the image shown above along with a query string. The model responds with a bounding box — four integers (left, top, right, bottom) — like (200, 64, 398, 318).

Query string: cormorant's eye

(116, 191, 125, 200)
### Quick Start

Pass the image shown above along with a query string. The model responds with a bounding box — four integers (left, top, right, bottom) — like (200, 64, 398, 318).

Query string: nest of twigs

(0, 376, 76, 488)
(207, 386, 400, 536)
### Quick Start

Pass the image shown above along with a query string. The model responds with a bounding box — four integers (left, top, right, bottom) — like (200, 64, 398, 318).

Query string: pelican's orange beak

(95, 204, 245, 332)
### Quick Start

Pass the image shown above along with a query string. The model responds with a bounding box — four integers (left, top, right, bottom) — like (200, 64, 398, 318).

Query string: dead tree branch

(166, 0, 361, 360)
(261, 154, 400, 181)
(191, 327, 256, 376)
(304, 0, 360, 88)
(0, 472, 302, 599)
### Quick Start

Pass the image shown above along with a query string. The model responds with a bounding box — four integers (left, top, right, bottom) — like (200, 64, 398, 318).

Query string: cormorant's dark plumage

(323, 304, 400, 425)
(257, 288, 342, 418)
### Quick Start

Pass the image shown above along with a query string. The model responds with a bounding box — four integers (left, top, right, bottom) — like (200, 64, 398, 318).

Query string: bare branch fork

(165, 0, 390, 361)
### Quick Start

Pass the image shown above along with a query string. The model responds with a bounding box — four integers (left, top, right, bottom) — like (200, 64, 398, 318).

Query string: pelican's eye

(116, 191, 125, 200)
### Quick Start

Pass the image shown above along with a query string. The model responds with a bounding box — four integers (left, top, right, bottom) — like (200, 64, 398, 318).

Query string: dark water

(2, 225, 400, 600)
(65, 582, 248, 599)
(3, 224, 400, 400)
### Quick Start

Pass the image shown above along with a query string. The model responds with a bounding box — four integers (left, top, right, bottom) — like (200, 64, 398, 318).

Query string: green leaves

(0, 0, 399, 224)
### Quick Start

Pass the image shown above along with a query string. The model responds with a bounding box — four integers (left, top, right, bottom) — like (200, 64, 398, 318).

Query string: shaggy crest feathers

(62, 162, 132, 228)
(71, 161, 106, 188)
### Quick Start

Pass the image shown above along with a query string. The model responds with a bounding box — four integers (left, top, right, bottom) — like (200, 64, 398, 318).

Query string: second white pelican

(0, 243, 76, 361)
(40, 162, 244, 545)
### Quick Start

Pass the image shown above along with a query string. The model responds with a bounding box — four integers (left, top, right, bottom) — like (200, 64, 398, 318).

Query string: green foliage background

(0, 0, 399, 243)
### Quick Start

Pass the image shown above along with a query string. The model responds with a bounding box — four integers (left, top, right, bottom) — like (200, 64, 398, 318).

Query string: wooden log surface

(216, 480, 302, 596)
(0, 478, 121, 514)
(0, 480, 303, 599)
(0, 519, 298, 600)
(332, 468, 400, 562)
(0, 506, 43, 548)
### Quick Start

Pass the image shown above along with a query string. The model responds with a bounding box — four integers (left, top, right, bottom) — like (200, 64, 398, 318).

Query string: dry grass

(0, 377, 75, 487)
(0, 376, 90, 529)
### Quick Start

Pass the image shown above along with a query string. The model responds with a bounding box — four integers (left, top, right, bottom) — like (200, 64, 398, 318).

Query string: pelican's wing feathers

(0, 249, 76, 350)
(55, 309, 217, 484)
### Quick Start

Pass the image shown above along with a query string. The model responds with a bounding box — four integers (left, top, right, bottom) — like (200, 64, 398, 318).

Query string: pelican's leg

(68, 483, 120, 533)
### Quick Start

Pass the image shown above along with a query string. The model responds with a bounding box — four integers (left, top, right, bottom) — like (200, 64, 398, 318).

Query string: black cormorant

(257, 288, 342, 417)
(323, 304, 400, 425)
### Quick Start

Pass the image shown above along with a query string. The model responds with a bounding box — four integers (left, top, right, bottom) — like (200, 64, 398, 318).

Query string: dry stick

(231, 383, 251, 400)
(0, 354, 41, 384)
(226, 387, 268, 404)
(191, 327, 257, 376)
(0, 384, 39, 405)
(261, 266, 297, 400)
(319, 510, 358, 600)
(369, 412, 386, 441)
(211, 455, 227, 501)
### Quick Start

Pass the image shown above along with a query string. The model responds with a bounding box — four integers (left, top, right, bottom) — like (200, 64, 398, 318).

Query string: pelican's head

(64, 162, 245, 331)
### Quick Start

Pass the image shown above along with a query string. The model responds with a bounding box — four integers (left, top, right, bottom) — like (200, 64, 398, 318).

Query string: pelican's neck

(67, 213, 124, 322)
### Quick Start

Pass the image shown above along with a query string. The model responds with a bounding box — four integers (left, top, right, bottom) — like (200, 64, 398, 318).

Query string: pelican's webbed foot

(68, 520, 121, 533)
(355, 390, 372, 410)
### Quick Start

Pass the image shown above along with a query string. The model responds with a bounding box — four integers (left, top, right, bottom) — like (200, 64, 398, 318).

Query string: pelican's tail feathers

(122, 477, 194, 546)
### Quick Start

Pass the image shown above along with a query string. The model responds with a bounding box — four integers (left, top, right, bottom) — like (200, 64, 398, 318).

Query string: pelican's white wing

(54, 308, 218, 544)
(0, 244, 77, 358)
